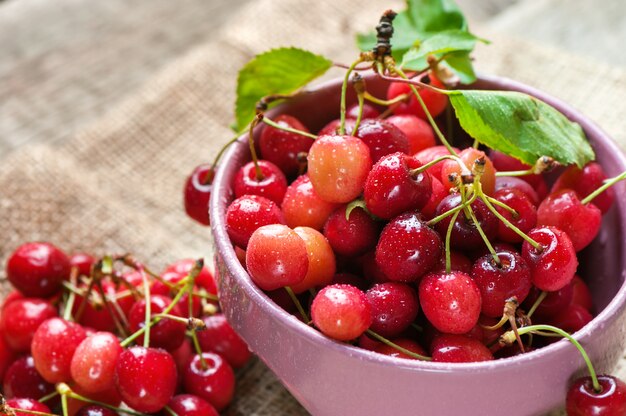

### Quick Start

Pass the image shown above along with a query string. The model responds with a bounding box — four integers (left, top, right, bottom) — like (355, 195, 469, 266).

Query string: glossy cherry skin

(566, 375, 626, 416)
(522, 226, 578, 291)
(115, 346, 177, 413)
(75, 405, 119, 416)
(31, 317, 87, 383)
(290, 226, 336, 294)
(323, 205, 379, 257)
(430, 334, 493, 363)
(552, 161, 614, 214)
(7, 242, 70, 298)
(307, 135, 372, 203)
(419, 271, 482, 334)
(70, 331, 122, 393)
(259, 114, 313, 177)
(282, 174, 340, 230)
(364, 152, 432, 219)
(226, 194, 285, 249)
(346, 102, 380, 119)
(494, 176, 539, 205)
(440, 148, 496, 195)
(493, 187, 537, 243)
(5, 398, 52, 416)
(311, 284, 372, 341)
(184, 163, 213, 226)
(3, 356, 55, 400)
(375, 212, 442, 283)
(434, 195, 498, 251)
(387, 72, 448, 119)
(70, 253, 95, 277)
(233, 159, 288, 205)
(366, 283, 419, 338)
(374, 338, 427, 360)
(245, 224, 309, 291)
(414, 145, 460, 180)
(471, 249, 532, 318)
(183, 352, 235, 411)
(165, 394, 219, 416)
(128, 295, 186, 352)
(1, 298, 58, 352)
(386, 114, 436, 154)
(537, 190, 602, 252)
(197, 314, 251, 368)
(354, 119, 410, 163)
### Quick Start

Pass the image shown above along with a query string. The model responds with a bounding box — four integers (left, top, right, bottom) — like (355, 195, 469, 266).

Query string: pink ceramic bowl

(210, 74, 626, 415)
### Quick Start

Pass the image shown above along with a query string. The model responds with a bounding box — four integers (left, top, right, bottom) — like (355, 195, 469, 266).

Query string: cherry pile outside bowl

(210, 74, 626, 416)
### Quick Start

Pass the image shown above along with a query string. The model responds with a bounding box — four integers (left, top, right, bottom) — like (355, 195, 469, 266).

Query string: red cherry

(346, 103, 380, 119)
(166, 394, 219, 416)
(414, 145, 460, 180)
(71, 331, 122, 393)
(419, 271, 482, 334)
(6, 398, 52, 416)
(184, 164, 213, 226)
(128, 295, 186, 352)
(550, 303, 593, 333)
(197, 314, 251, 368)
(3, 356, 55, 400)
(318, 118, 356, 136)
(386, 114, 436, 154)
(567, 375, 626, 416)
(364, 152, 432, 219)
(494, 176, 539, 206)
(7, 242, 70, 298)
(523, 283, 574, 321)
(375, 212, 442, 283)
(183, 352, 235, 411)
(521, 226, 578, 292)
(430, 334, 493, 363)
(226, 194, 285, 249)
(245, 224, 309, 291)
(282, 174, 340, 230)
(374, 338, 427, 360)
(420, 176, 447, 220)
(434, 195, 498, 251)
(354, 119, 410, 163)
(259, 114, 313, 178)
(307, 135, 372, 203)
(31, 317, 87, 383)
(366, 283, 419, 338)
(70, 253, 95, 277)
(115, 346, 177, 413)
(311, 284, 372, 341)
(552, 162, 614, 214)
(493, 187, 537, 244)
(537, 190, 602, 251)
(323, 205, 379, 257)
(0, 336, 14, 382)
(387, 72, 448, 119)
(432, 250, 472, 275)
(75, 405, 118, 416)
(233, 159, 288, 205)
(290, 226, 336, 294)
(1, 298, 57, 352)
(72, 282, 119, 332)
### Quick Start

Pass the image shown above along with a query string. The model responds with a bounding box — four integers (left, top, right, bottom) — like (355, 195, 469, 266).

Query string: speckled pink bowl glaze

(210, 74, 626, 416)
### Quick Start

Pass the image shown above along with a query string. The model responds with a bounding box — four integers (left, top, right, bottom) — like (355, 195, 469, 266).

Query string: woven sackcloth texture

(1, 0, 626, 414)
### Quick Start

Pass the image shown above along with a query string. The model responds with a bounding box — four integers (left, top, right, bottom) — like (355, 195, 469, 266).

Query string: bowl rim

(210, 73, 626, 372)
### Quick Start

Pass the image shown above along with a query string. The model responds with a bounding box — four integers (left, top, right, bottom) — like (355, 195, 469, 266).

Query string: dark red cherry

(31, 317, 87, 384)
(386, 114, 436, 154)
(346, 103, 380, 119)
(323, 205, 379, 257)
(432, 250, 472, 274)
(419, 271, 482, 334)
(184, 164, 213, 226)
(493, 188, 537, 244)
(226, 194, 285, 248)
(166, 394, 219, 416)
(375, 212, 442, 283)
(523, 283, 574, 321)
(70, 253, 95, 277)
(282, 174, 340, 230)
(471, 249, 532, 318)
(434, 195, 498, 250)
(366, 283, 419, 338)
(364, 152, 432, 219)
(1, 298, 57, 352)
(355, 119, 410, 163)
(537, 189, 602, 251)
(233, 159, 288, 205)
(311, 284, 372, 341)
(259, 114, 313, 177)
(566, 375, 626, 416)
(7, 242, 70, 298)
(128, 295, 186, 352)
(0, 336, 15, 382)
(552, 162, 614, 214)
(387, 72, 448, 119)
(3, 355, 55, 400)
(197, 314, 251, 368)
(183, 352, 235, 411)
(115, 346, 177, 413)
(5, 398, 52, 416)
(521, 226, 578, 291)
(550, 303, 593, 333)
(572, 275, 593, 311)
(431, 334, 493, 363)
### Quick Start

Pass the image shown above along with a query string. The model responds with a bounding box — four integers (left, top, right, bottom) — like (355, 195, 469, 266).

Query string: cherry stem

(581, 170, 626, 205)
(365, 329, 432, 361)
(3, 407, 57, 416)
(352, 90, 365, 132)
(526, 290, 548, 318)
(56, 383, 145, 416)
(472, 138, 479, 149)
(190, 329, 209, 370)
(363, 91, 409, 107)
(211, 135, 240, 171)
(139, 268, 151, 348)
(508, 314, 525, 353)
(485, 196, 518, 218)
(445, 210, 461, 273)
(409, 154, 471, 177)
(495, 168, 534, 177)
(333, 61, 372, 71)
(410, 323, 423, 332)
(390, 67, 458, 157)
(339, 58, 364, 135)
(61, 392, 68, 416)
(285, 286, 309, 323)
(262, 117, 318, 140)
(62, 267, 79, 321)
(515, 324, 600, 392)
(467, 203, 501, 266)
(163, 405, 177, 416)
(481, 315, 508, 331)
(248, 114, 264, 181)
(38, 391, 60, 403)
(426, 193, 477, 226)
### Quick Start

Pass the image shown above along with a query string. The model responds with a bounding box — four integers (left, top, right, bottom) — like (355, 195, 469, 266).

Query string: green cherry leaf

(400, 29, 479, 71)
(440, 51, 476, 84)
(406, 0, 467, 33)
(235, 47, 332, 131)
(448, 90, 595, 167)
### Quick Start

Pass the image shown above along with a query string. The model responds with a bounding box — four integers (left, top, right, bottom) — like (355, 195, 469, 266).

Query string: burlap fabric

(1, 0, 626, 414)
